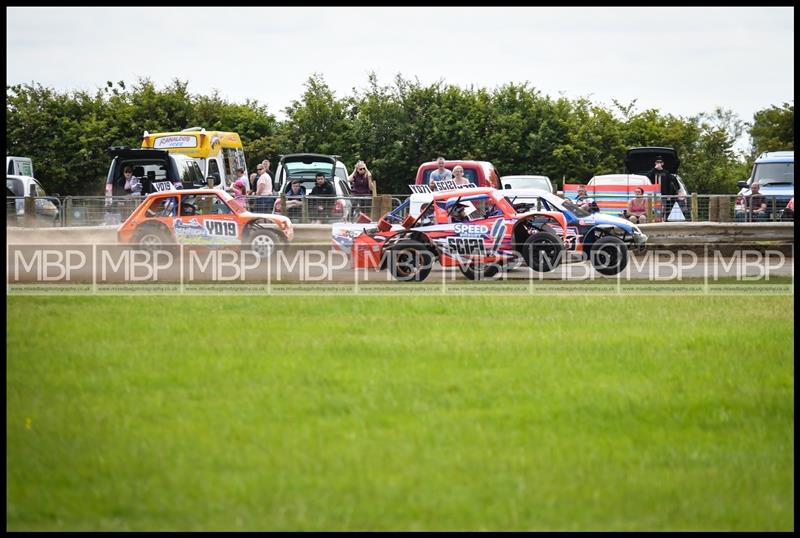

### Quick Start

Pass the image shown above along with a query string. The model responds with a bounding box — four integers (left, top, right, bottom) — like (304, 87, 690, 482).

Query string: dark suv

(105, 147, 206, 196)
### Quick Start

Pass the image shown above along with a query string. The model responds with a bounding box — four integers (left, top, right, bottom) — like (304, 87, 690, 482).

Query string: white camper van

(7, 156, 34, 177)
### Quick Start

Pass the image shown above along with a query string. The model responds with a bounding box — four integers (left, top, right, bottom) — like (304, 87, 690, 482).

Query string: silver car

(500, 175, 554, 193)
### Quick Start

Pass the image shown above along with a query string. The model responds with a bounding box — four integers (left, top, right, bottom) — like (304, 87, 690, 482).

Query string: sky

(6, 6, 794, 151)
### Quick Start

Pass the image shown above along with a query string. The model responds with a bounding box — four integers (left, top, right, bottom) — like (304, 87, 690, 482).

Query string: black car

(105, 147, 208, 196)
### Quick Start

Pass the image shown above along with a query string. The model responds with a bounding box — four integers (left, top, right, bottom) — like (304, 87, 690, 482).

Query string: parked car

(105, 147, 207, 197)
(6, 156, 34, 177)
(567, 147, 689, 219)
(272, 153, 353, 222)
(6, 174, 59, 226)
(117, 188, 293, 258)
(414, 160, 500, 188)
(736, 150, 794, 220)
(500, 175, 554, 193)
(624, 146, 689, 194)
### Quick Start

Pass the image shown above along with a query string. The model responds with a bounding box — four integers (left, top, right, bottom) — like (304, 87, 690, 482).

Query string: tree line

(5, 74, 794, 196)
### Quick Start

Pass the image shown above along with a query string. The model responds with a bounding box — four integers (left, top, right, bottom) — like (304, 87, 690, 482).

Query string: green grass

(6, 295, 794, 531)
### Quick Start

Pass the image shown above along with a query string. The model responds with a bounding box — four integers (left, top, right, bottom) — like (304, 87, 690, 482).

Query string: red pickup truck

(414, 160, 500, 188)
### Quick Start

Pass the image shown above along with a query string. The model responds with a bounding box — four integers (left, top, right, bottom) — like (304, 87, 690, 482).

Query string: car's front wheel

(387, 240, 436, 282)
(589, 235, 628, 275)
(520, 231, 563, 272)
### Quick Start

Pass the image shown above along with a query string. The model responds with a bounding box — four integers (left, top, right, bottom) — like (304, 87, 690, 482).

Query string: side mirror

(206, 174, 221, 187)
(737, 181, 749, 189)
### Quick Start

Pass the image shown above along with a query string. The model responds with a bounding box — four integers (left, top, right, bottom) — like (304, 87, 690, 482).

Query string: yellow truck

(141, 128, 248, 190)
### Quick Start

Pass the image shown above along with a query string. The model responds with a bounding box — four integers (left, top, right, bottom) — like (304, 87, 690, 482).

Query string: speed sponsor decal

(453, 223, 489, 236)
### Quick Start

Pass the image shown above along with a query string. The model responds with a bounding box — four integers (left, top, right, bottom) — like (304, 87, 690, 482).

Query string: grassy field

(6, 295, 794, 531)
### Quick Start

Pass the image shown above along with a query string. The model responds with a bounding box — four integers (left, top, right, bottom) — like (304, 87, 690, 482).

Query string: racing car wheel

(521, 231, 563, 272)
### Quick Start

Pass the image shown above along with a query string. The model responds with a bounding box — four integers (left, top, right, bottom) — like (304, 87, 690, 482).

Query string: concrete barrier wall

(7, 222, 794, 246)
(639, 222, 794, 245)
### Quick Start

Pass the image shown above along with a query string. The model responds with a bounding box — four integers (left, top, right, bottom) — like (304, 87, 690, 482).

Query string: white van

(7, 156, 34, 177)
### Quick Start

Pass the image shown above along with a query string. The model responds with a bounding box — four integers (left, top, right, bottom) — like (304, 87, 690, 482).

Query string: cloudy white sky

(6, 6, 794, 136)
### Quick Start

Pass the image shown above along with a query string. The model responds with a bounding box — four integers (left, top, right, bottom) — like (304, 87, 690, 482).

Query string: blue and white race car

(499, 188, 648, 274)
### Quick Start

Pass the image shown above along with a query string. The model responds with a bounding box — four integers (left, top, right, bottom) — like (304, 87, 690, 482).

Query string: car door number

(447, 237, 486, 256)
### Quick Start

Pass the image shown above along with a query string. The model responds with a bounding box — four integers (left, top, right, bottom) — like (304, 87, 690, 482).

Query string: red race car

(332, 186, 569, 281)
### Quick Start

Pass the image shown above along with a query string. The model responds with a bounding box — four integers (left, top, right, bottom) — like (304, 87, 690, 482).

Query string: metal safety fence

(6, 193, 794, 228)
(621, 194, 794, 224)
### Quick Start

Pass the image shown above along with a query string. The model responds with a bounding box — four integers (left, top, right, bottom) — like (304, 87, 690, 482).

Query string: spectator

(233, 167, 249, 195)
(736, 182, 768, 221)
(646, 156, 686, 221)
(255, 163, 274, 213)
(428, 156, 453, 186)
(106, 165, 140, 197)
(574, 185, 595, 211)
(257, 162, 273, 193)
(626, 187, 647, 224)
(229, 176, 249, 207)
(260, 159, 274, 182)
(284, 179, 306, 221)
(452, 165, 470, 186)
(783, 197, 794, 220)
(348, 160, 376, 196)
(249, 172, 259, 193)
(309, 172, 335, 223)
(348, 160, 375, 217)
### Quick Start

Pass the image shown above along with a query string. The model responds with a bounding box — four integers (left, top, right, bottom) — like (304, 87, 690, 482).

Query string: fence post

(280, 192, 286, 219)
(370, 195, 379, 221)
(771, 196, 777, 222)
(718, 196, 731, 222)
(708, 196, 718, 222)
(301, 197, 308, 224)
(24, 185, 36, 227)
(380, 195, 392, 218)
(646, 197, 654, 223)
(691, 192, 698, 222)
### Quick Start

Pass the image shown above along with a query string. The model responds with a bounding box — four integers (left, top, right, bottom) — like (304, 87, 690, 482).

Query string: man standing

(428, 156, 453, 186)
(259, 160, 274, 187)
(254, 163, 274, 213)
(256, 163, 273, 195)
(646, 156, 683, 197)
(646, 156, 686, 221)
